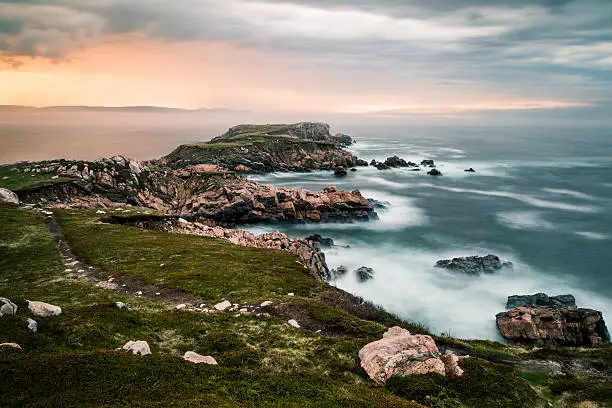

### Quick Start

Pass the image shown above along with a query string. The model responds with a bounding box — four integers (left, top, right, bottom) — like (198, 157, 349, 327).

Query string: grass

(0, 164, 71, 192)
(2, 203, 611, 408)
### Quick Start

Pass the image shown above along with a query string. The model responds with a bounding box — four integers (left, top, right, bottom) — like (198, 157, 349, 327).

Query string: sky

(1, 0, 611, 120)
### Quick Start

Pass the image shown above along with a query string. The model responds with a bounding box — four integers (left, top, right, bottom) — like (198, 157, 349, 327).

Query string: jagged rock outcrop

(496, 305, 610, 347)
(15, 159, 377, 225)
(427, 169, 443, 176)
(107, 216, 331, 280)
(359, 326, 464, 384)
(162, 123, 359, 173)
(305, 234, 334, 248)
(355, 266, 375, 282)
(435, 255, 512, 275)
(506, 293, 576, 309)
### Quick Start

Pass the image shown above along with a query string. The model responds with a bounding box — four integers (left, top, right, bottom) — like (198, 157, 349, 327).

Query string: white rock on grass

(122, 340, 151, 356)
(27, 301, 62, 317)
(175, 304, 187, 310)
(214, 300, 232, 311)
(287, 293, 295, 297)
(27, 318, 38, 332)
(0, 343, 22, 350)
(113, 302, 126, 309)
(0, 188, 19, 204)
(183, 351, 218, 365)
(0, 297, 18, 316)
(288, 319, 300, 328)
(260, 301, 273, 307)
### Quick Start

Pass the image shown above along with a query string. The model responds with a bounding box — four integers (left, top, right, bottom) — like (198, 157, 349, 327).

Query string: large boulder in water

(435, 255, 512, 275)
(427, 168, 443, 176)
(334, 166, 348, 177)
(305, 234, 334, 248)
(506, 293, 575, 309)
(359, 326, 463, 384)
(383, 156, 409, 168)
(421, 159, 435, 167)
(496, 306, 610, 347)
(355, 266, 374, 282)
(0, 188, 18, 204)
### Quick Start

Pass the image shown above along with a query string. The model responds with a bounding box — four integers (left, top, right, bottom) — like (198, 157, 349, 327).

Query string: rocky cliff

(160, 123, 360, 173)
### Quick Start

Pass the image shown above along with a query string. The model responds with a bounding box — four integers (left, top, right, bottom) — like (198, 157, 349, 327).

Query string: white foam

(496, 211, 555, 231)
(417, 184, 600, 213)
(542, 188, 598, 200)
(328, 244, 612, 340)
(575, 231, 610, 241)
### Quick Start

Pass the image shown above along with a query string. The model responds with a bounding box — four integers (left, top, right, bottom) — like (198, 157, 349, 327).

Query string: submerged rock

(383, 156, 409, 168)
(359, 326, 463, 384)
(435, 255, 512, 275)
(355, 266, 375, 282)
(464, 168, 476, 173)
(0, 188, 19, 204)
(334, 166, 348, 177)
(355, 159, 369, 167)
(421, 160, 435, 167)
(506, 293, 576, 309)
(496, 306, 610, 347)
(427, 168, 443, 176)
(305, 234, 334, 248)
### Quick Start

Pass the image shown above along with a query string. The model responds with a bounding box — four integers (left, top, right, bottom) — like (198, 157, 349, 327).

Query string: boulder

(183, 351, 218, 365)
(288, 319, 300, 328)
(260, 301, 273, 307)
(27, 301, 62, 317)
(0, 297, 17, 316)
(427, 168, 442, 176)
(122, 340, 151, 356)
(0, 188, 19, 204)
(384, 156, 409, 168)
(355, 159, 369, 167)
(113, 302, 127, 309)
(421, 160, 435, 167)
(305, 234, 334, 248)
(506, 293, 576, 310)
(370, 159, 378, 166)
(355, 266, 375, 282)
(0, 343, 21, 350)
(333, 166, 348, 177)
(375, 163, 391, 170)
(26, 318, 38, 332)
(358, 326, 463, 384)
(329, 265, 348, 280)
(214, 300, 232, 311)
(435, 255, 512, 275)
(496, 306, 610, 347)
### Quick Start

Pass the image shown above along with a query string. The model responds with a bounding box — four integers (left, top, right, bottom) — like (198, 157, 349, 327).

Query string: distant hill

(0, 105, 252, 114)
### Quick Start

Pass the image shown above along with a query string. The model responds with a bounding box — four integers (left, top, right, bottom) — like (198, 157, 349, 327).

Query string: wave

(496, 211, 555, 231)
(542, 188, 599, 200)
(575, 231, 610, 241)
(327, 244, 612, 340)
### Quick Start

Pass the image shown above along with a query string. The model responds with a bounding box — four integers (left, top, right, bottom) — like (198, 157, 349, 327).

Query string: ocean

(2, 119, 611, 340)
(247, 124, 612, 340)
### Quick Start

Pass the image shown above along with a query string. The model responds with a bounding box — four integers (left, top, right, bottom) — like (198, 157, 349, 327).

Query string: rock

(175, 304, 187, 310)
(355, 266, 374, 282)
(183, 351, 218, 365)
(464, 168, 476, 173)
(27, 318, 38, 332)
(350, 168, 358, 172)
(368, 198, 389, 209)
(214, 300, 232, 311)
(375, 163, 391, 170)
(0, 343, 21, 350)
(260, 301, 273, 307)
(383, 156, 409, 168)
(287, 293, 295, 297)
(0, 297, 17, 316)
(329, 265, 348, 280)
(27, 301, 62, 317)
(334, 166, 348, 177)
(421, 160, 435, 167)
(113, 302, 127, 309)
(370, 159, 378, 166)
(305, 234, 334, 248)
(358, 326, 463, 384)
(122, 340, 152, 356)
(288, 319, 300, 328)
(435, 255, 512, 275)
(355, 159, 369, 167)
(506, 293, 576, 310)
(0, 188, 19, 204)
(496, 306, 610, 346)
(427, 168, 442, 176)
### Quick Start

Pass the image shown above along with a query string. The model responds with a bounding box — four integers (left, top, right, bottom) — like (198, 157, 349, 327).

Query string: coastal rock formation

(496, 305, 610, 346)
(329, 265, 348, 280)
(435, 255, 512, 275)
(15, 158, 377, 226)
(358, 326, 463, 384)
(355, 266, 375, 282)
(334, 166, 348, 177)
(108, 216, 331, 280)
(162, 123, 360, 173)
(421, 160, 435, 167)
(305, 234, 334, 248)
(506, 293, 576, 309)
(427, 169, 442, 176)
(0, 188, 19, 204)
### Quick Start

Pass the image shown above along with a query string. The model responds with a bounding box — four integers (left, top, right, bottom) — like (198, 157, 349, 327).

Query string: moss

(0, 164, 71, 192)
(386, 358, 540, 408)
(550, 376, 612, 405)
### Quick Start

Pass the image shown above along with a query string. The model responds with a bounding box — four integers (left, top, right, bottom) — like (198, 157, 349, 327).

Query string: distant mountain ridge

(0, 105, 252, 114)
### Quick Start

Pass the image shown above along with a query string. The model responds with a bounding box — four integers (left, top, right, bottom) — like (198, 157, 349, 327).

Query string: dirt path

(43, 212, 202, 307)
